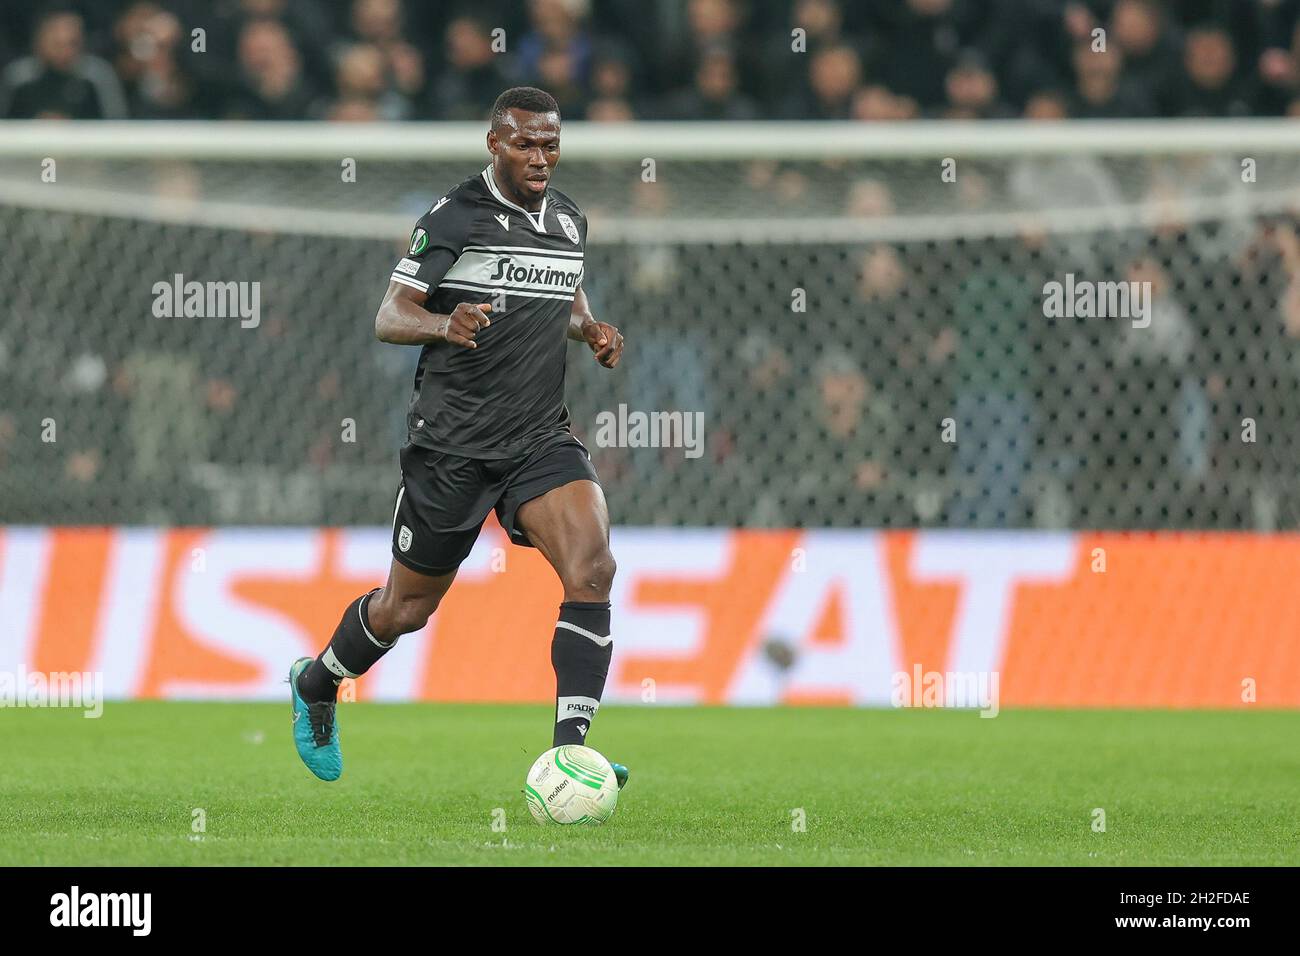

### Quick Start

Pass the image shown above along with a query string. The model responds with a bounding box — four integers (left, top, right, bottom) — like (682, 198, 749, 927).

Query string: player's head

(486, 86, 561, 210)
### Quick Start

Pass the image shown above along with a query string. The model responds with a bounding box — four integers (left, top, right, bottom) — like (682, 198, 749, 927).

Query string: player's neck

(489, 165, 545, 213)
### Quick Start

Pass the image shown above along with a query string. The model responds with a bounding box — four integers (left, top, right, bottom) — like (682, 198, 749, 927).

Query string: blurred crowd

(5, 0, 1300, 531)
(1, 0, 1299, 122)
(6, 194, 1300, 529)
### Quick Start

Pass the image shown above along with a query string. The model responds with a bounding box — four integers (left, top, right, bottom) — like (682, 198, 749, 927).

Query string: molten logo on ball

(524, 745, 619, 825)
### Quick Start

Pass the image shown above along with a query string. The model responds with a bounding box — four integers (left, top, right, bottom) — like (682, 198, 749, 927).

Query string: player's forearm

(567, 313, 591, 342)
(375, 297, 449, 346)
(567, 287, 594, 341)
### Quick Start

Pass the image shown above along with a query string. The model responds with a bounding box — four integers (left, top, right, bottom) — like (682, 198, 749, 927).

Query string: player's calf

(295, 589, 395, 702)
(296, 564, 455, 702)
(366, 588, 442, 640)
(551, 599, 613, 746)
(552, 547, 616, 746)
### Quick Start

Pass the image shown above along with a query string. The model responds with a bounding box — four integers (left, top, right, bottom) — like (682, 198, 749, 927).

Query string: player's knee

(562, 547, 616, 601)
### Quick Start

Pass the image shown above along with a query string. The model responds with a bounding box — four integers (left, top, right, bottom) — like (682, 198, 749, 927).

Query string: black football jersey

(388, 164, 588, 458)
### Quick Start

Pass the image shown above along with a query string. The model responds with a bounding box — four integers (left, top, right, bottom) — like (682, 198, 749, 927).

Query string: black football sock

(297, 589, 392, 702)
(551, 601, 613, 746)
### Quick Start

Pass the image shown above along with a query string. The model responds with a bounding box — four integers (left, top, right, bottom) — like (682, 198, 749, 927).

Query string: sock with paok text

(551, 601, 613, 746)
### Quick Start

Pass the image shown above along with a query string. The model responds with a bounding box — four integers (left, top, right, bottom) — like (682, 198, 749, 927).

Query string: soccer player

(288, 87, 626, 786)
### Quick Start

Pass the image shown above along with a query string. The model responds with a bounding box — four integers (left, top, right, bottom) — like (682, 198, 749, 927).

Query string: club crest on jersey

(409, 228, 429, 256)
(397, 525, 413, 552)
(556, 212, 580, 245)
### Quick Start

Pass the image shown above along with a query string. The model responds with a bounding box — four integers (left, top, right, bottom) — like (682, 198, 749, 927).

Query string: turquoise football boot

(608, 761, 629, 791)
(289, 657, 342, 781)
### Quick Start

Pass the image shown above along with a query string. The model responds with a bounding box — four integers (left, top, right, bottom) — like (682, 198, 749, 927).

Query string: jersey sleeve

(388, 189, 470, 295)
(576, 208, 589, 287)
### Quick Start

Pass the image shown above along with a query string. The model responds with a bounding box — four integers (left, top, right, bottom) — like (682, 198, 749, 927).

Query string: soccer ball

(524, 745, 619, 825)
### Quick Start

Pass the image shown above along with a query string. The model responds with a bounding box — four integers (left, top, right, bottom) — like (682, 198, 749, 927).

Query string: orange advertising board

(1, 525, 1295, 707)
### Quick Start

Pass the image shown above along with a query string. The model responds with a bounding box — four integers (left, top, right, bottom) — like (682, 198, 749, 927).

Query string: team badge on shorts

(398, 525, 413, 552)
(556, 212, 580, 245)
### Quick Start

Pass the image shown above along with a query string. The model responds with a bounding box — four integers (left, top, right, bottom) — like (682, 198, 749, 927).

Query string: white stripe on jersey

(438, 281, 577, 302)
(439, 248, 583, 298)
(461, 244, 584, 260)
(390, 274, 430, 292)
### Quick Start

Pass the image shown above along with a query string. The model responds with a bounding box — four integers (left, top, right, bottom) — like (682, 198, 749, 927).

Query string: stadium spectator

(857, 244, 926, 392)
(585, 47, 637, 119)
(663, 47, 758, 120)
(657, 0, 754, 107)
(1254, 8, 1299, 114)
(791, 0, 849, 54)
(788, 354, 901, 524)
(1177, 25, 1256, 117)
(877, 0, 968, 111)
(941, 50, 1011, 119)
(0, 0, 1294, 121)
(1109, 0, 1182, 116)
(1009, 90, 1125, 218)
(786, 43, 861, 119)
(326, 94, 377, 121)
(968, 0, 1070, 110)
(1113, 255, 1204, 479)
(1021, 86, 1070, 119)
(429, 15, 509, 120)
(947, 255, 1040, 527)
(342, 0, 424, 116)
(333, 41, 415, 119)
(513, 0, 593, 116)
(236, 0, 336, 96)
(844, 178, 897, 218)
(1069, 42, 1152, 117)
(228, 17, 317, 119)
(729, 331, 797, 524)
(110, 2, 214, 119)
(762, 0, 862, 108)
(0, 8, 127, 118)
(851, 84, 919, 121)
(533, 43, 590, 119)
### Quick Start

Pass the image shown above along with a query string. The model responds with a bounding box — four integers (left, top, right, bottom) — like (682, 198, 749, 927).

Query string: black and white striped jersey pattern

(389, 165, 586, 304)
(385, 165, 590, 459)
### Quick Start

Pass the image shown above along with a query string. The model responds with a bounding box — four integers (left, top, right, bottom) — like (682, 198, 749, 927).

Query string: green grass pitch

(2, 702, 1296, 866)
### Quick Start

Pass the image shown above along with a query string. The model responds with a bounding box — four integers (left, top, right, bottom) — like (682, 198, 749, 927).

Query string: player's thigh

(514, 479, 615, 596)
(376, 444, 494, 634)
(392, 443, 495, 576)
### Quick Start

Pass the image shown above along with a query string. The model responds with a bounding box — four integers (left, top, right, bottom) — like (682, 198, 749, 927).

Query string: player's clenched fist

(582, 319, 624, 368)
(437, 302, 493, 349)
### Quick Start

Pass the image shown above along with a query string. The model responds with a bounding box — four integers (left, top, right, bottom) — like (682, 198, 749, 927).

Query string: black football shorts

(390, 430, 600, 576)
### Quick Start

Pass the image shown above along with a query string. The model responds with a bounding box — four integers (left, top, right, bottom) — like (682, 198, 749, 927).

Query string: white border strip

(555, 620, 612, 646)
(5, 119, 1300, 159)
(2, 176, 1296, 244)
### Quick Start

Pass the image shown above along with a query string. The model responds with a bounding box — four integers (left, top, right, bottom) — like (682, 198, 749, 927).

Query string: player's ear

(486, 129, 497, 155)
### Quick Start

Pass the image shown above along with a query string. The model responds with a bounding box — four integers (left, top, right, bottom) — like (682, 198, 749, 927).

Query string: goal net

(3, 119, 1300, 532)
